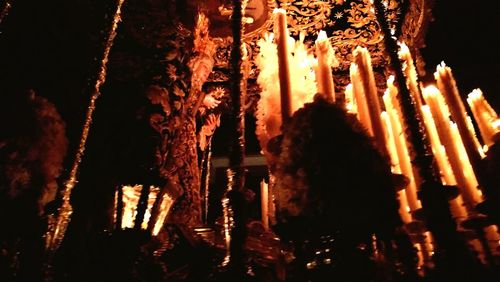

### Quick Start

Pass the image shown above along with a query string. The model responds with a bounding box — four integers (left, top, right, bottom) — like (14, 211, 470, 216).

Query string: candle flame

(466, 88, 499, 148)
(397, 42, 410, 55)
(422, 85, 440, 98)
(273, 8, 286, 15)
(467, 88, 483, 102)
(316, 30, 328, 43)
(386, 75, 396, 89)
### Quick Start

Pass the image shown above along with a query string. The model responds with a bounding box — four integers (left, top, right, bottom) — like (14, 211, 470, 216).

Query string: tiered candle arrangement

(254, 16, 318, 159)
(255, 8, 339, 234)
(254, 5, 500, 270)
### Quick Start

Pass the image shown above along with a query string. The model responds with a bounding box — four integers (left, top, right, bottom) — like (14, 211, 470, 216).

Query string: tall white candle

(421, 104, 467, 221)
(350, 64, 373, 136)
(422, 86, 481, 211)
(315, 30, 335, 102)
(398, 43, 424, 111)
(435, 63, 482, 176)
(467, 89, 499, 147)
(353, 46, 387, 155)
(274, 8, 292, 122)
(260, 180, 269, 229)
(381, 111, 412, 223)
(384, 78, 422, 212)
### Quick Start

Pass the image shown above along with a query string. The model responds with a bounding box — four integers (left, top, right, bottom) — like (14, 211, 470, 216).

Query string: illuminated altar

(1, 0, 499, 281)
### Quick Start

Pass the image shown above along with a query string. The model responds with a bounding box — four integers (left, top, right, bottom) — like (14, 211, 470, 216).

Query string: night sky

(0, 0, 499, 155)
(420, 1, 500, 110)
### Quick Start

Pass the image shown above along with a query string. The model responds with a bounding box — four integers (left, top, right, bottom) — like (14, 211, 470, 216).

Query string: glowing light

(255, 27, 317, 158)
(384, 76, 421, 212)
(423, 85, 482, 211)
(467, 88, 499, 148)
(344, 84, 356, 113)
(121, 185, 142, 229)
(315, 30, 336, 101)
(152, 193, 174, 236)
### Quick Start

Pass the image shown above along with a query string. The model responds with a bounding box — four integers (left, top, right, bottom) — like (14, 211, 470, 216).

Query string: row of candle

(346, 45, 434, 266)
(345, 41, 500, 261)
(274, 8, 336, 122)
(258, 9, 338, 228)
(260, 9, 500, 260)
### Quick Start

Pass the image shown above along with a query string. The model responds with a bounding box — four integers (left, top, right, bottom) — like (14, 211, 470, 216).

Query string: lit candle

(315, 30, 335, 102)
(344, 83, 357, 114)
(274, 8, 292, 122)
(421, 105, 467, 221)
(383, 78, 422, 212)
(381, 111, 412, 223)
(451, 122, 483, 201)
(398, 43, 424, 112)
(422, 86, 481, 211)
(350, 64, 373, 136)
(353, 46, 387, 154)
(380, 111, 399, 173)
(260, 179, 269, 229)
(467, 89, 499, 147)
(435, 63, 482, 176)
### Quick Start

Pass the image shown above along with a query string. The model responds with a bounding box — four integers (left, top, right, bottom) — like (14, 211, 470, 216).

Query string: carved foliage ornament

(277, 0, 402, 70)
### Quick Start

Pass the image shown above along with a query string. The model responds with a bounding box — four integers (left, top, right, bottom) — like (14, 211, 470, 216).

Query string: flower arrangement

(274, 95, 401, 241)
(254, 32, 318, 161)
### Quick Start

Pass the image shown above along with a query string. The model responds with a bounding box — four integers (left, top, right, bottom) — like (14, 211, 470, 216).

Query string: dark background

(0, 0, 499, 171)
(420, 1, 500, 110)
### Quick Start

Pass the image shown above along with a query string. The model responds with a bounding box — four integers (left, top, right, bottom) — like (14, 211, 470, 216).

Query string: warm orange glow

(255, 23, 318, 158)
(380, 111, 412, 223)
(450, 122, 482, 199)
(221, 197, 232, 266)
(398, 42, 424, 111)
(383, 77, 421, 212)
(467, 89, 499, 148)
(121, 185, 142, 229)
(350, 63, 373, 136)
(483, 225, 500, 259)
(315, 30, 335, 102)
(421, 105, 467, 221)
(152, 193, 174, 236)
(435, 63, 485, 193)
(344, 83, 357, 114)
(274, 8, 292, 122)
(422, 86, 481, 211)
(120, 185, 172, 233)
(260, 179, 269, 230)
(352, 46, 387, 154)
